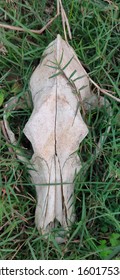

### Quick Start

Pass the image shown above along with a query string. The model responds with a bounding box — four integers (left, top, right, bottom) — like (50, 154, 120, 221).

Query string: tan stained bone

(23, 35, 90, 234)
(3, 35, 109, 240)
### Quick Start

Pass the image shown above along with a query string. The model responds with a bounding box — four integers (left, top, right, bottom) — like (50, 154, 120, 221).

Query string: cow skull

(23, 34, 90, 237)
(3, 34, 109, 241)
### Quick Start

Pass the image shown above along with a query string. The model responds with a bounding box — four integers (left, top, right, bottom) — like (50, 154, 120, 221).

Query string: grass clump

(0, 0, 120, 259)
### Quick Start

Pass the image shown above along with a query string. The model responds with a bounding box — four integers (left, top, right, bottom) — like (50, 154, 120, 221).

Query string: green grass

(0, 0, 120, 260)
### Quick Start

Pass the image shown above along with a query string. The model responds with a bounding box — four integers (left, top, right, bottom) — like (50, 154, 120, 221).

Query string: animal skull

(3, 35, 109, 241)
(23, 34, 90, 236)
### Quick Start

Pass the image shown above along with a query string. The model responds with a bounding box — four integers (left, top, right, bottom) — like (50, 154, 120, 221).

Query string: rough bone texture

(23, 34, 90, 235)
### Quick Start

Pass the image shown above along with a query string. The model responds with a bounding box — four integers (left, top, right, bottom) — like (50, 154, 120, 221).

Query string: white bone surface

(23, 35, 90, 235)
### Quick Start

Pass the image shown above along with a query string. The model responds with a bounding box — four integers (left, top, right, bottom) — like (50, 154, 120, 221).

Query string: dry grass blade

(57, 0, 72, 40)
(89, 77, 120, 103)
(11, 242, 26, 260)
(0, 13, 59, 34)
(103, 0, 118, 10)
(0, 0, 72, 39)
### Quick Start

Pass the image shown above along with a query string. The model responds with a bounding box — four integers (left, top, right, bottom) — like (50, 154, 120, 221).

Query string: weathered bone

(3, 34, 110, 241)
(23, 34, 90, 235)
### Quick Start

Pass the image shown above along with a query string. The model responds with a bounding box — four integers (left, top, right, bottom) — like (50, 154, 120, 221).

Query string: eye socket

(8, 109, 34, 158)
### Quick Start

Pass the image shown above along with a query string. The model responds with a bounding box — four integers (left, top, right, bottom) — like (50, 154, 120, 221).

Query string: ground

(0, 0, 120, 260)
